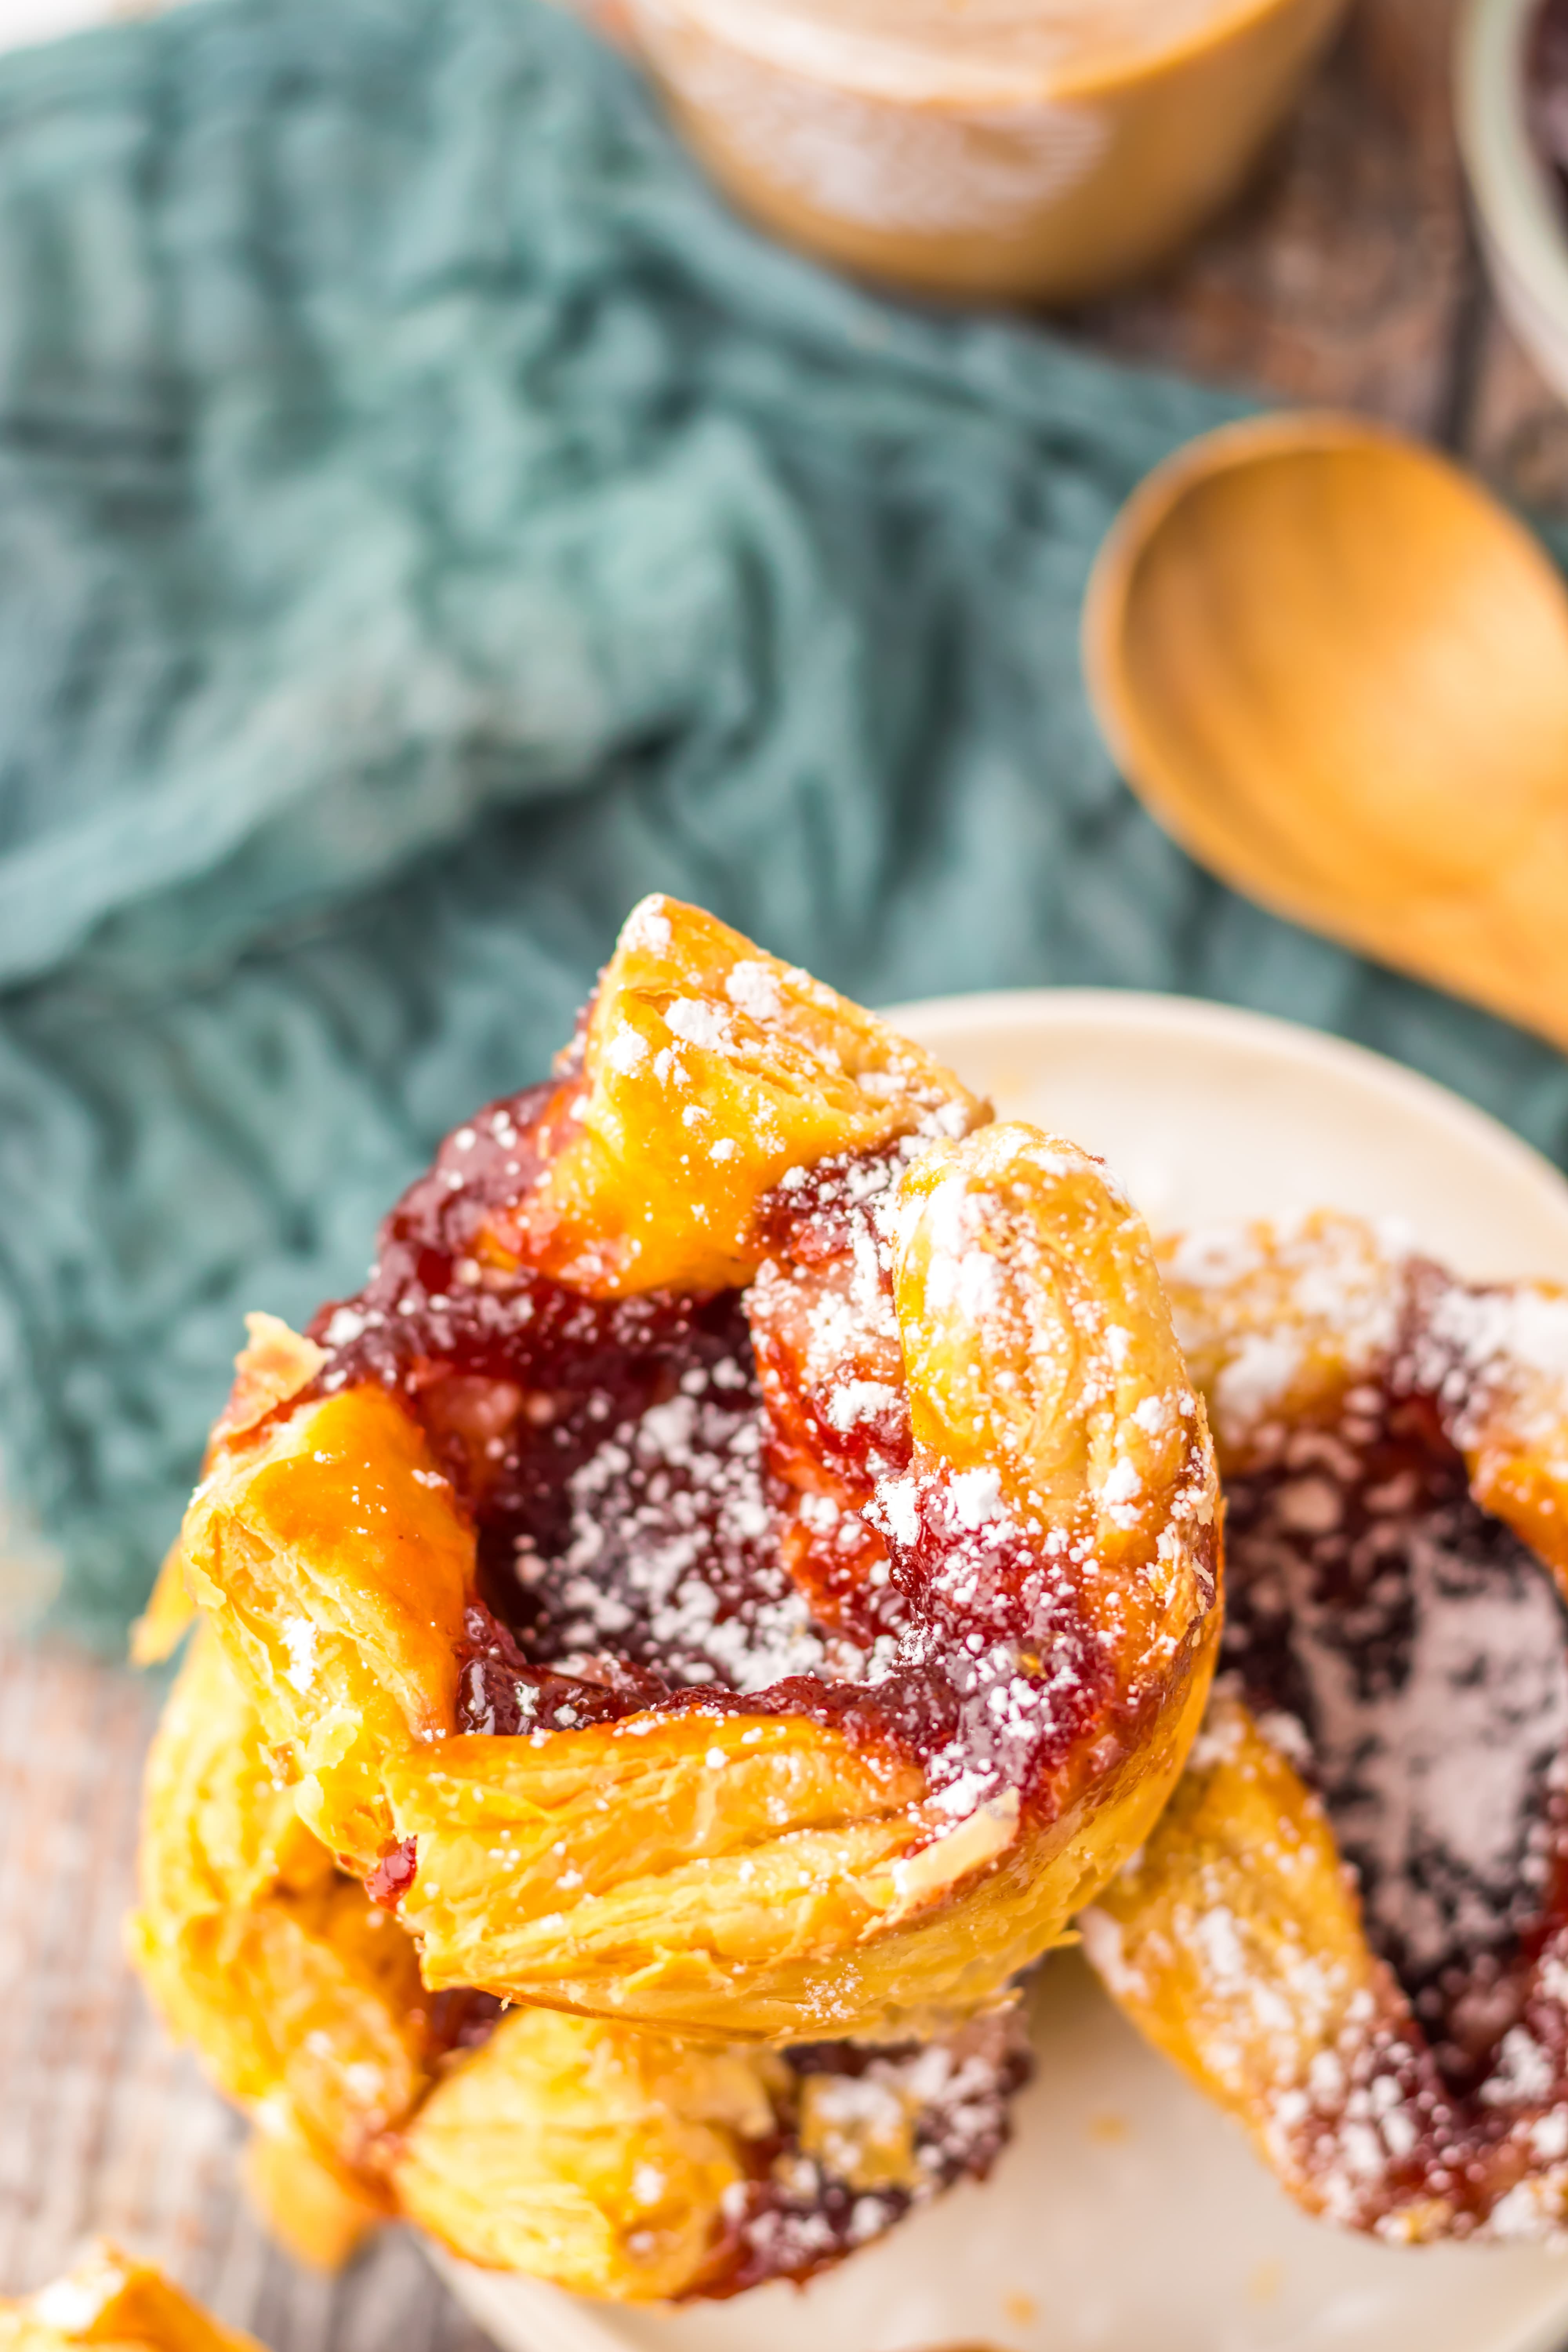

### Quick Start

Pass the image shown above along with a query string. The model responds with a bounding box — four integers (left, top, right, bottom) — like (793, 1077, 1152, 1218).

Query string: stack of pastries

(129, 895, 1568, 2304)
(131, 895, 1219, 2296)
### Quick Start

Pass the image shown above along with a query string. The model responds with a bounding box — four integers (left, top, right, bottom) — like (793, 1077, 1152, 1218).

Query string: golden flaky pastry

(131, 1627, 452, 2269)
(172, 897, 1219, 2041)
(1083, 1214, 1568, 2242)
(0, 2246, 260, 2352)
(132, 1628, 1029, 2298)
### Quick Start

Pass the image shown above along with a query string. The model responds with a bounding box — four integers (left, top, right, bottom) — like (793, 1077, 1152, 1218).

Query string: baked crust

(129, 1627, 437, 2263)
(1085, 1214, 1568, 2242)
(0, 2246, 261, 2352)
(510, 894, 987, 1296)
(174, 897, 1220, 2040)
(133, 1627, 1029, 2299)
(393, 2007, 782, 2295)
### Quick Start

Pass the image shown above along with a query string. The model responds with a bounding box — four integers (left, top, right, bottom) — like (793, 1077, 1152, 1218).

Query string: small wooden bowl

(622, 0, 1351, 305)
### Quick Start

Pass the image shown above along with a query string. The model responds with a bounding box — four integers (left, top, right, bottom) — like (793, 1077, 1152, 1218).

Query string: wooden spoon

(1082, 412, 1568, 1053)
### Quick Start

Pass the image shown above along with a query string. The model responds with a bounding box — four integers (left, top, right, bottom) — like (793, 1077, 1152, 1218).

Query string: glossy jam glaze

(1223, 1370, 1568, 2226)
(306, 1084, 1131, 1817)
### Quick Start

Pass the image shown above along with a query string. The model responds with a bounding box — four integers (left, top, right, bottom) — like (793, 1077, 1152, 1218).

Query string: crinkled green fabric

(2, 0, 1566, 1639)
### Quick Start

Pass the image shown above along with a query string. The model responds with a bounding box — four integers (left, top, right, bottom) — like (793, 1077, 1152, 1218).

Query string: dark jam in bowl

(1222, 1379, 1568, 2105)
(305, 1084, 1140, 1816)
(1528, 0, 1568, 220)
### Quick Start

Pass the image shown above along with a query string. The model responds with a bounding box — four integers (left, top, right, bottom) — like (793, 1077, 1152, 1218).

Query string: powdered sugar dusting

(1413, 1278, 1568, 1455)
(1226, 1408, 1568, 2047)
(664, 996, 738, 1057)
(1162, 1212, 1407, 1449)
(718, 2005, 1032, 2294)
(725, 958, 785, 1025)
(32, 2275, 117, 2334)
(281, 1615, 318, 1694)
(621, 895, 673, 954)
(312, 1016, 1213, 1959)
(511, 1352, 850, 1694)
(1148, 1216, 1568, 2240)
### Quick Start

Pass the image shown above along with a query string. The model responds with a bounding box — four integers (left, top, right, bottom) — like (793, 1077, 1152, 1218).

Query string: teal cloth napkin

(3, 0, 1567, 1640)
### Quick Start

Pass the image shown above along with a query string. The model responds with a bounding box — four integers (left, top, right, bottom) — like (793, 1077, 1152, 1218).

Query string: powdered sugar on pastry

(179, 897, 1221, 2043)
(1094, 1214, 1568, 2243)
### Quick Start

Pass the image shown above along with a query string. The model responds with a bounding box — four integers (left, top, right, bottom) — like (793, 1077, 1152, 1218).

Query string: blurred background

(2, 0, 1568, 2344)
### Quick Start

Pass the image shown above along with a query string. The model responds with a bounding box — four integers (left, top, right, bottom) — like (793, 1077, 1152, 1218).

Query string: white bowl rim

(1457, 0, 1568, 349)
(427, 985, 1568, 2352)
(880, 981, 1568, 1217)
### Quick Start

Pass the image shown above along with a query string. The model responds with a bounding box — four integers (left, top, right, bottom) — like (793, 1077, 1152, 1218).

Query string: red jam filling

(366, 1838, 419, 1911)
(305, 1085, 1136, 1813)
(1222, 1373, 1568, 2216)
(289, 1074, 1049, 2280)
(416, 1985, 508, 2059)
(700, 2014, 1032, 2299)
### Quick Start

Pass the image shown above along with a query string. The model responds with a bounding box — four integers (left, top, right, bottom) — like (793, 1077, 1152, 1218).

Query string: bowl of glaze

(620, 0, 1350, 305)
(1459, 0, 1568, 404)
(432, 989, 1568, 2352)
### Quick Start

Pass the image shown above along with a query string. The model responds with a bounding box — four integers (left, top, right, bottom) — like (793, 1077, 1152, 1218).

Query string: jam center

(1223, 1385, 1568, 2096)
(308, 1085, 1122, 1809)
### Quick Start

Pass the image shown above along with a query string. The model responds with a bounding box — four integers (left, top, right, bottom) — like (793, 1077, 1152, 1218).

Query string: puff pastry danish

(132, 1630, 1029, 2299)
(0, 2245, 260, 2352)
(174, 897, 1220, 2041)
(1083, 1214, 1568, 2241)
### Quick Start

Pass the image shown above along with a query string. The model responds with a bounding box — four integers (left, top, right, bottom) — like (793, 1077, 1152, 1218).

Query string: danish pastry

(0, 2244, 261, 2352)
(174, 896, 1220, 2041)
(1083, 1214, 1568, 2240)
(129, 1625, 483, 2269)
(131, 1629, 1030, 2298)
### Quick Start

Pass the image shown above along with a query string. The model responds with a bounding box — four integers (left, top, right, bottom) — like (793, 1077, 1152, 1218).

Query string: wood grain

(1074, 0, 1474, 433)
(1076, 0, 1568, 512)
(0, 1637, 489, 2352)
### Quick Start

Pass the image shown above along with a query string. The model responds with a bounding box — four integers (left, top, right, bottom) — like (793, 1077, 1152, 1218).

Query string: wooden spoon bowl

(1083, 413, 1568, 1052)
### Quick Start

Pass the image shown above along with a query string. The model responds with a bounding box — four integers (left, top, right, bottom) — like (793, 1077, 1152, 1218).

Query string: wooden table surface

(2, 0, 1564, 2341)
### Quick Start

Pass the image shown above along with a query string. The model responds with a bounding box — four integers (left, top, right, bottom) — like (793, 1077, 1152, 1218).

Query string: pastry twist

(172, 897, 1219, 2040)
(132, 1630, 1028, 2298)
(0, 2247, 260, 2352)
(1083, 1214, 1568, 2242)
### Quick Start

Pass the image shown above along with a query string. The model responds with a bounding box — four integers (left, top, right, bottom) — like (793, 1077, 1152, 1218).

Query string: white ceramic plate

(437, 988, 1568, 2352)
